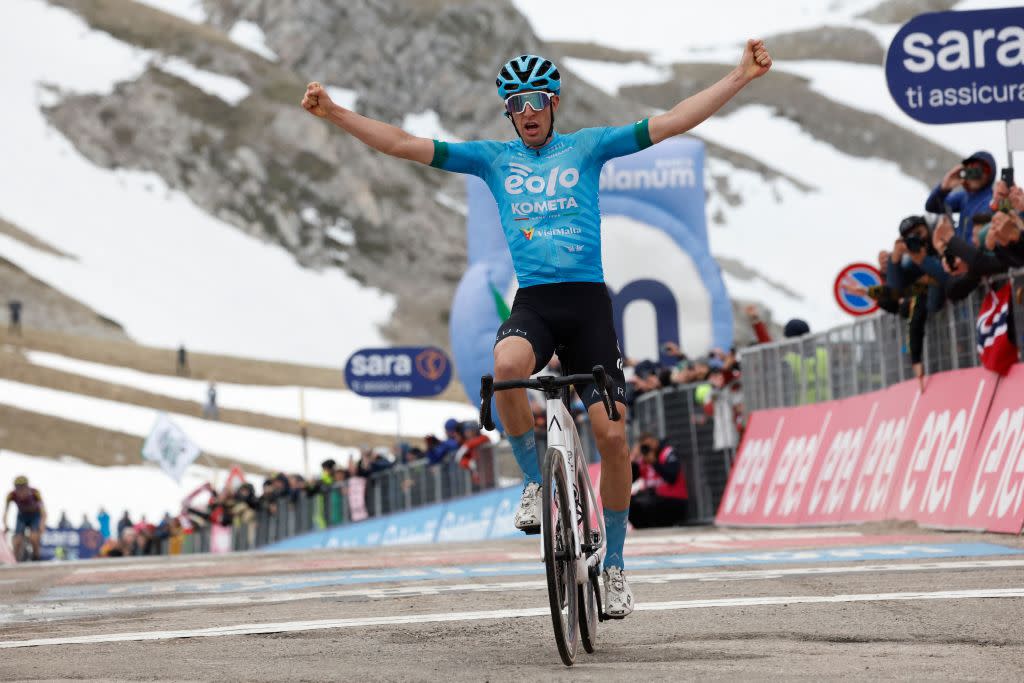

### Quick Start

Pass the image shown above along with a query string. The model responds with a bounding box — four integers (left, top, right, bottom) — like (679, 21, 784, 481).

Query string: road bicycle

(480, 365, 620, 666)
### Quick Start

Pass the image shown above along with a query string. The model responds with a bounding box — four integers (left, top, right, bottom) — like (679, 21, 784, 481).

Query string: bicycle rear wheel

(542, 447, 579, 667)
(577, 460, 599, 654)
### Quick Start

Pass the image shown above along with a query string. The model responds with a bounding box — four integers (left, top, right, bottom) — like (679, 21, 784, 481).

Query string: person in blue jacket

(926, 151, 996, 242)
(426, 418, 464, 464)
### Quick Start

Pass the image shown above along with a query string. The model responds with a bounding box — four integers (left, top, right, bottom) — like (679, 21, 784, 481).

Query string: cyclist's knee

(493, 341, 534, 380)
(594, 424, 627, 460)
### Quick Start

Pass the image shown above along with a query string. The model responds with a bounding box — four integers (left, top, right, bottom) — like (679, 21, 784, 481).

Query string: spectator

(259, 480, 279, 516)
(745, 304, 772, 344)
(888, 215, 953, 383)
(318, 459, 337, 490)
(926, 151, 996, 242)
(116, 510, 133, 538)
(203, 382, 219, 420)
(701, 367, 743, 464)
(425, 418, 463, 464)
(626, 358, 665, 400)
(56, 511, 72, 530)
(456, 421, 492, 472)
(628, 433, 688, 528)
(230, 484, 259, 545)
(176, 344, 190, 376)
(7, 300, 22, 335)
(97, 507, 111, 540)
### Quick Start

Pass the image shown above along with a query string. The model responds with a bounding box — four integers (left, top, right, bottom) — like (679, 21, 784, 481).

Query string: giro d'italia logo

(520, 227, 535, 241)
(415, 348, 448, 382)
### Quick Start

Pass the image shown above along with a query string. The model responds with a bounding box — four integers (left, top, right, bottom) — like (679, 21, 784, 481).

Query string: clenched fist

(740, 39, 772, 80)
(302, 82, 333, 118)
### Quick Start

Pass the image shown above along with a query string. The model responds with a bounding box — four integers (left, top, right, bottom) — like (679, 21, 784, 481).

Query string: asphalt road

(2, 524, 1023, 681)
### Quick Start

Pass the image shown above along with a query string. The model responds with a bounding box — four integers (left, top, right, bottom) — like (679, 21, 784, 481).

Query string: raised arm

(648, 39, 772, 145)
(301, 82, 434, 165)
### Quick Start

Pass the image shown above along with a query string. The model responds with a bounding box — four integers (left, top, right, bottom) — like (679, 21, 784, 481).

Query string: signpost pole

(299, 388, 309, 479)
(395, 399, 402, 451)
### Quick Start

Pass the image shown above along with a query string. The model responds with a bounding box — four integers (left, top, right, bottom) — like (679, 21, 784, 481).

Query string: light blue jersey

(431, 120, 653, 287)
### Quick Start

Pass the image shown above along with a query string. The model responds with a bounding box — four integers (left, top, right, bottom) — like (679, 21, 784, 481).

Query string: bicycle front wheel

(542, 447, 579, 667)
(577, 459, 599, 654)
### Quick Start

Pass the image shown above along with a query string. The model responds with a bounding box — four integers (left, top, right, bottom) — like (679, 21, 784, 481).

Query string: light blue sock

(603, 507, 629, 570)
(508, 430, 541, 486)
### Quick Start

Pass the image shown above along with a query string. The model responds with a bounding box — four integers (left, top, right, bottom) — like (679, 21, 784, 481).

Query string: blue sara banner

(886, 7, 1024, 124)
(344, 346, 452, 398)
(449, 137, 731, 422)
(39, 527, 103, 561)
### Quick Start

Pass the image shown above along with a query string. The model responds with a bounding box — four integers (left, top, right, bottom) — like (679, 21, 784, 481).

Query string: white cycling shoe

(602, 566, 634, 618)
(513, 482, 542, 534)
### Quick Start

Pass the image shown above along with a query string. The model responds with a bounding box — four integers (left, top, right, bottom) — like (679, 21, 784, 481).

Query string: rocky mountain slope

(2, 0, 986, 350)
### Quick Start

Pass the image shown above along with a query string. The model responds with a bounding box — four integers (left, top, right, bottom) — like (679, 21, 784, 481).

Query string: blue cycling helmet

(496, 54, 561, 99)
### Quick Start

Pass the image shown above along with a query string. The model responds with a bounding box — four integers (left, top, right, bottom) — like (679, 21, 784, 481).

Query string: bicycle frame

(544, 395, 605, 585)
(478, 365, 619, 584)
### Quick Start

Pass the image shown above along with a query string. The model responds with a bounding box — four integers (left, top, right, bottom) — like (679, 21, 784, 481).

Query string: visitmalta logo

(520, 226, 535, 241)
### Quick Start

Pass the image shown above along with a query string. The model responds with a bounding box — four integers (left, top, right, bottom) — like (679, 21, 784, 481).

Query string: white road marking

(2, 587, 1022, 649)
(3, 558, 1022, 624)
(72, 561, 216, 575)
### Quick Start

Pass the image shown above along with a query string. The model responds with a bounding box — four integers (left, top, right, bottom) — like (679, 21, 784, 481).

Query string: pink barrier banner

(716, 409, 790, 525)
(953, 364, 1024, 533)
(347, 477, 369, 522)
(716, 364, 1024, 534)
(839, 380, 922, 524)
(885, 369, 997, 527)
(209, 524, 233, 554)
(0, 534, 16, 565)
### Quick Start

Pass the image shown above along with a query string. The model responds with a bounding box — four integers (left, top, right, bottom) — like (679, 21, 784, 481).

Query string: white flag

(141, 413, 201, 483)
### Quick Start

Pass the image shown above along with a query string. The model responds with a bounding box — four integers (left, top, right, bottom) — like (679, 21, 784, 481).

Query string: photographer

(933, 182, 1024, 287)
(888, 215, 948, 312)
(926, 152, 995, 241)
(888, 215, 949, 385)
(628, 434, 688, 529)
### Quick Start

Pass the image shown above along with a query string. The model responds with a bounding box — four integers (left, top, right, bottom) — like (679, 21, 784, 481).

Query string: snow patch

(326, 86, 359, 111)
(695, 107, 929, 331)
(0, 377, 357, 472)
(512, 0, 882, 63)
(155, 56, 251, 105)
(24, 350, 478, 438)
(402, 111, 461, 142)
(228, 20, 278, 61)
(562, 57, 671, 96)
(435, 192, 468, 217)
(132, 0, 207, 24)
(0, 1, 394, 366)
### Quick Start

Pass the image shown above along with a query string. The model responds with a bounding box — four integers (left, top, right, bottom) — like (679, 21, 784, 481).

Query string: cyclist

(302, 39, 772, 617)
(3, 475, 46, 561)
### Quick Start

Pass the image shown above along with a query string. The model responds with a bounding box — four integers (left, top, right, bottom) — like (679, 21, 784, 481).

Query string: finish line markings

(3, 587, 1024, 649)
(38, 542, 1023, 601)
(5, 558, 1024, 624)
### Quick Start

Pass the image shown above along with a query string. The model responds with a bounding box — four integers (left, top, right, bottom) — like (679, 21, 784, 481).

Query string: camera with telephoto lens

(898, 215, 929, 253)
(903, 234, 926, 252)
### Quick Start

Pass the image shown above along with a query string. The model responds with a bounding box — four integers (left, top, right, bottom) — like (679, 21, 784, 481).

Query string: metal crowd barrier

(162, 445, 509, 554)
(741, 268, 1024, 412)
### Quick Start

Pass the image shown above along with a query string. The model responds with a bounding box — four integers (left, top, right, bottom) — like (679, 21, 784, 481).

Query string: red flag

(976, 283, 1018, 376)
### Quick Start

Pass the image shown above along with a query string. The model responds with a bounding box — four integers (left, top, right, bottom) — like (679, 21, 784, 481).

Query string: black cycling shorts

(495, 282, 626, 409)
